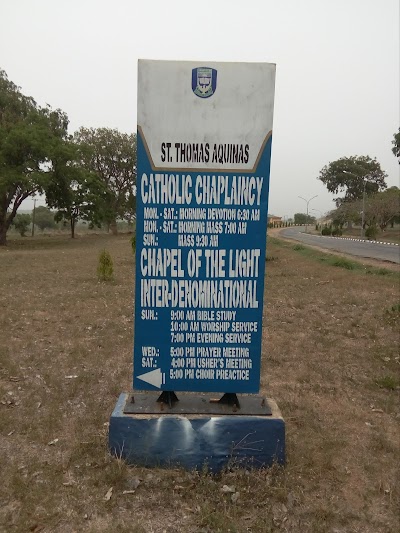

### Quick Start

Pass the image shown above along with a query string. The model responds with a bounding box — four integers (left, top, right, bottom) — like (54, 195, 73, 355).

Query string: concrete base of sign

(109, 393, 285, 472)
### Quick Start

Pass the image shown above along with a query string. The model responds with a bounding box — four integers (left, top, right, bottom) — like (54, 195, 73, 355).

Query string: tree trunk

(110, 219, 118, 235)
(0, 199, 9, 246)
(70, 217, 76, 239)
(0, 222, 7, 246)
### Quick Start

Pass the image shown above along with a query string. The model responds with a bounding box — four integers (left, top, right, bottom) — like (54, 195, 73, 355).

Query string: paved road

(278, 228, 400, 264)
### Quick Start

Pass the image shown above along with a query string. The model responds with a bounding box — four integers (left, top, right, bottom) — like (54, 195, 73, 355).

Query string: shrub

(131, 234, 136, 253)
(321, 226, 332, 236)
(365, 226, 378, 240)
(331, 228, 342, 236)
(97, 249, 114, 281)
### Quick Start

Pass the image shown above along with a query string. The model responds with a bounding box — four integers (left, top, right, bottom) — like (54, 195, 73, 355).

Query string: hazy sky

(1, 0, 399, 217)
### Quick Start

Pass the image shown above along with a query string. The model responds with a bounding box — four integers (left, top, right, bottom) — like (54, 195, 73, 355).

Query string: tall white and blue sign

(134, 60, 276, 394)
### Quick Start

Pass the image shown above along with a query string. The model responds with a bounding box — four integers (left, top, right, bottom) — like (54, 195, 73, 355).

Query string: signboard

(134, 60, 275, 393)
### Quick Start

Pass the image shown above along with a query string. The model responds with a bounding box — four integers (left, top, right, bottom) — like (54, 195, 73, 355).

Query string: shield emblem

(192, 67, 217, 98)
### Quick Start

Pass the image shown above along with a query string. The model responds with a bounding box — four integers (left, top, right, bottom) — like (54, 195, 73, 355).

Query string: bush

(331, 228, 342, 236)
(131, 234, 136, 253)
(97, 249, 114, 281)
(365, 226, 378, 240)
(321, 226, 332, 236)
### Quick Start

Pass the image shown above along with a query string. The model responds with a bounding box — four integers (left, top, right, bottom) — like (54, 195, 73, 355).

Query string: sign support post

(109, 59, 285, 471)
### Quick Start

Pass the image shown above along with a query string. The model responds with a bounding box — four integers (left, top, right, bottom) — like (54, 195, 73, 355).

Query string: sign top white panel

(138, 59, 276, 171)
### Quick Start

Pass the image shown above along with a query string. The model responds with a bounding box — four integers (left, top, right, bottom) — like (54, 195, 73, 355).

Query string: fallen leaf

(122, 490, 136, 494)
(65, 375, 78, 379)
(47, 438, 59, 446)
(104, 487, 113, 501)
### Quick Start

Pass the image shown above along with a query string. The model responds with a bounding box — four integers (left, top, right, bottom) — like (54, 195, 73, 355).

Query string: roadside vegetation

(1, 234, 399, 532)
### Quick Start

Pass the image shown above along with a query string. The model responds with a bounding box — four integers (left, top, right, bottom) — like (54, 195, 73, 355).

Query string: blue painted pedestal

(109, 393, 285, 472)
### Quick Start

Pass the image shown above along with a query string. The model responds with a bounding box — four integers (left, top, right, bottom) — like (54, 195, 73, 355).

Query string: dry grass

(0, 232, 399, 532)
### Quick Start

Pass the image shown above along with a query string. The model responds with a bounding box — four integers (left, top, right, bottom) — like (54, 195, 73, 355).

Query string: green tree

(294, 213, 316, 224)
(392, 129, 400, 163)
(33, 205, 56, 231)
(12, 213, 31, 236)
(46, 140, 108, 238)
(317, 155, 387, 207)
(0, 69, 69, 245)
(74, 127, 137, 234)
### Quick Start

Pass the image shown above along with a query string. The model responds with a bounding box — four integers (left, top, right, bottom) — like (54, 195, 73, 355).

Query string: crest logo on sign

(192, 67, 217, 98)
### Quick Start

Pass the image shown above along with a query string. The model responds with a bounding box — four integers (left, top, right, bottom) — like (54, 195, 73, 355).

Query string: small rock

(231, 492, 240, 503)
(128, 477, 141, 490)
(221, 485, 236, 493)
(104, 487, 113, 501)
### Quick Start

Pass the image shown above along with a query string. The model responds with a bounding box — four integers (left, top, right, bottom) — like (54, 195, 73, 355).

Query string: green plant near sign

(97, 249, 114, 282)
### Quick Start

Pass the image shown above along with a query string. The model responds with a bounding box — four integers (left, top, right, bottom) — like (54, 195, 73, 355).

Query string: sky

(1, 0, 399, 218)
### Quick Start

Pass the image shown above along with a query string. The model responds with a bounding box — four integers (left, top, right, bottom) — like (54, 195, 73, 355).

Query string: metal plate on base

(123, 392, 272, 416)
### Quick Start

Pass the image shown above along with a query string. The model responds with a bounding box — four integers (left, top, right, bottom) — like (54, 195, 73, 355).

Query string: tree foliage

(74, 128, 137, 233)
(33, 205, 56, 231)
(294, 213, 316, 225)
(0, 69, 69, 245)
(392, 128, 400, 163)
(46, 140, 108, 238)
(328, 202, 361, 228)
(364, 187, 400, 230)
(328, 187, 400, 231)
(318, 155, 387, 207)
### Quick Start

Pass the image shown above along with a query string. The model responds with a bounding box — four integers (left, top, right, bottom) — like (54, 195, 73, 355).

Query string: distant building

(267, 215, 282, 224)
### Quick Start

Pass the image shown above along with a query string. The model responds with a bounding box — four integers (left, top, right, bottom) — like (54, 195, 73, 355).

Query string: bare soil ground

(0, 233, 399, 532)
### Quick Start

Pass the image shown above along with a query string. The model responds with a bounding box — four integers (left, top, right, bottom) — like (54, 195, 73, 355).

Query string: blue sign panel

(133, 60, 275, 393)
